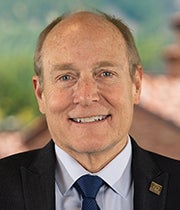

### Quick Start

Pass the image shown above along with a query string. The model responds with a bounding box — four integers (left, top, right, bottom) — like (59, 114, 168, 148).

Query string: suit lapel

(131, 139, 168, 210)
(20, 141, 56, 210)
(20, 137, 169, 210)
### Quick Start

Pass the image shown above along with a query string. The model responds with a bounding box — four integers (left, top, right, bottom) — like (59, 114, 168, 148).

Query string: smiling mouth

(70, 115, 110, 123)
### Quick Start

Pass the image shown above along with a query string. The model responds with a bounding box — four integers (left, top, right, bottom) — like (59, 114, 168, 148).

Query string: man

(0, 10, 179, 210)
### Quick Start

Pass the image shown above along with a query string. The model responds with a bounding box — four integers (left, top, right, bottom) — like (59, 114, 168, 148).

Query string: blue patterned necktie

(74, 174, 104, 210)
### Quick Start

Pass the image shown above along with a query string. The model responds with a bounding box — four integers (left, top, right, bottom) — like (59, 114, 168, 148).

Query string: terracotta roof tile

(139, 74, 180, 127)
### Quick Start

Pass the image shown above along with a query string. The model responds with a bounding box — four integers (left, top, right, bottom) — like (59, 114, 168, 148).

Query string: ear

(32, 76, 45, 114)
(132, 65, 143, 104)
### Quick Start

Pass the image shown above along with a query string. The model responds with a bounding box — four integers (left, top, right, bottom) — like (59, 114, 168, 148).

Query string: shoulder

(0, 148, 41, 176)
(0, 140, 54, 175)
(0, 141, 55, 198)
(0, 147, 39, 162)
(0, 148, 41, 202)
(131, 137, 180, 208)
(148, 149, 180, 173)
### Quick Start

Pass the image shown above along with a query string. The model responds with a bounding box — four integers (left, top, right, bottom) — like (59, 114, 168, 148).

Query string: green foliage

(0, 54, 39, 125)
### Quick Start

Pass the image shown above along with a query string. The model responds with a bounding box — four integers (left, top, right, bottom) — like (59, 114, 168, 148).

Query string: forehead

(43, 12, 126, 48)
(40, 12, 129, 71)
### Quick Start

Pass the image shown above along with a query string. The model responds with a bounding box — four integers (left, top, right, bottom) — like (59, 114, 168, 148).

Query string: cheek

(110, 87, 134, 128)
(105, 85, 134, 127)
(102, 82, 133, 106)
(43, 87, 72, 114)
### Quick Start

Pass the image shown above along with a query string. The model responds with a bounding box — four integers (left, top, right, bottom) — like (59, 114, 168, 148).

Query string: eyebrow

(93, 61, 118, 69)
(52, 63, 76, 71)
(51, 60, 121, 73)
(92, 61, 123, 72)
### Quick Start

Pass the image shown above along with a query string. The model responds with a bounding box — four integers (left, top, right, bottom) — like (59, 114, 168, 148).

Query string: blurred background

(0, 0, 180, 159)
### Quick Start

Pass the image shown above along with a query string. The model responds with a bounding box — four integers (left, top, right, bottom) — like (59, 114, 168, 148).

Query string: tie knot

(74, 174, 104, 199)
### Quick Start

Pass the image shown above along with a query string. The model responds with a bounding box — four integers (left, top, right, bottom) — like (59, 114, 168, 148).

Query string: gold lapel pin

(149, 181, 163, 195)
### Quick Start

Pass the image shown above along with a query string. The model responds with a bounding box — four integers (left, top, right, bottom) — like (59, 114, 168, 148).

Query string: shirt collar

(55, 136, 132, 198)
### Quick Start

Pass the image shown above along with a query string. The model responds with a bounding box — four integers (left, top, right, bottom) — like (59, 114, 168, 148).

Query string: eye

(56, 73, 77, 87)
(101, 71, 113, 77)
(59, 74, 72, 81)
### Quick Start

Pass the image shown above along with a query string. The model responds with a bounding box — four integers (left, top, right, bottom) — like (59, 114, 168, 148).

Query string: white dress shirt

(55, 136, 134, 210)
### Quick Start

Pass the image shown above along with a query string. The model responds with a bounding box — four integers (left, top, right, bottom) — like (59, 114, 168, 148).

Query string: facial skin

(33, 12, 142, 172)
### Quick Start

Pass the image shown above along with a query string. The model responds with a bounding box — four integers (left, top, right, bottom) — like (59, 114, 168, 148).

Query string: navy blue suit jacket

(0, 138, 179, 210)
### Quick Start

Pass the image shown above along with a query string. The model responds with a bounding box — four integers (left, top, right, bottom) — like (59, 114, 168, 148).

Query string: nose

(73, 78, 100, 106)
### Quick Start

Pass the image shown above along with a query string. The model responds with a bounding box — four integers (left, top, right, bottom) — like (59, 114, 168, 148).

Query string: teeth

(72, 115, 108, 123)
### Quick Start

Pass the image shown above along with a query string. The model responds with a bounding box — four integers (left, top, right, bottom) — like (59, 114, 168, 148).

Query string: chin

(74, 140, 110, 154)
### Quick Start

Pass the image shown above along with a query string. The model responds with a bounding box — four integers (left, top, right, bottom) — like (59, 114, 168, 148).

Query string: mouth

(70, 115, 110, 123)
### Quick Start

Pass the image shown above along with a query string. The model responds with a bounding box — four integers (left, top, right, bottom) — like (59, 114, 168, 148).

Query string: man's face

(33, 13, 142, 158)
